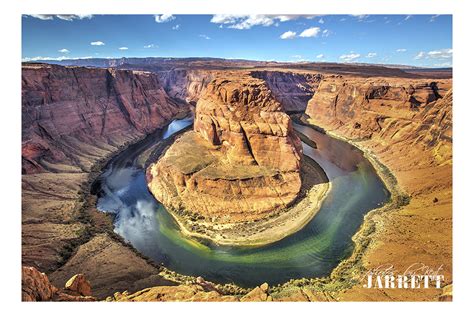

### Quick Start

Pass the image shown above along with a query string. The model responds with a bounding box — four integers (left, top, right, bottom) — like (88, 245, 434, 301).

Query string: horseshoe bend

(21, 58, 452, 302)
(146, 75, 330, 245)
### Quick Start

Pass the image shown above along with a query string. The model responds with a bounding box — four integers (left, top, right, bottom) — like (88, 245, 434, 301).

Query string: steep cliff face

(305, 76, 451, 143)
(157, 69, 214, 104)
(22, 63, 187, 174)
(21, 63, 187, 293)
(147, 75, 313, 244)
(251, 70, 321, 112)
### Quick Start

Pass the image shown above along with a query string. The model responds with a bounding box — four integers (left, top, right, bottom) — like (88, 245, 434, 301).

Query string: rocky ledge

(146, 75, 329, 245)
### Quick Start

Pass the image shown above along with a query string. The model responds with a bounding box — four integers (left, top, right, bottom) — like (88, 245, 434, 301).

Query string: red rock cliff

(22, 63, 187, 174)
(305, 76, 451, 145)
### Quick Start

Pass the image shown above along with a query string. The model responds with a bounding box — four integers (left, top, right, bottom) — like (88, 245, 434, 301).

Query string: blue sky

(22, 14, 452, 67)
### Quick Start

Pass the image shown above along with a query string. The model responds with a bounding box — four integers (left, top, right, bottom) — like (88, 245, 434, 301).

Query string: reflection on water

(96, 118, 390, 287)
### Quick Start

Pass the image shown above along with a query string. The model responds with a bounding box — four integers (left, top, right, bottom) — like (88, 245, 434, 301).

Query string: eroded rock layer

(22, 63, 187, 174)
(305, 76, 451, 143)
(147, 75, 310, 241)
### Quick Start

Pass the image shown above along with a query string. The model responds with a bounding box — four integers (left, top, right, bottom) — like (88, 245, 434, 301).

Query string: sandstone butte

(146, 75, 330, 245)
(21, 60, 452, 301)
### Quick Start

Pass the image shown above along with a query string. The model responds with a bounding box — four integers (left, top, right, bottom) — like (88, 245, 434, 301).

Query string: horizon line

(21, 56, 452, 69)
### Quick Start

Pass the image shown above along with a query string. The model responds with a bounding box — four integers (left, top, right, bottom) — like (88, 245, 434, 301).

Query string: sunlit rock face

(305, 76, 451, 142)
(194, 76, 303, 171)
(147, 75, 303, 224)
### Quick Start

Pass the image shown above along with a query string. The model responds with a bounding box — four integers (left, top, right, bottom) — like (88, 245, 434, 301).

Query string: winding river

(94, 116, 390, 287)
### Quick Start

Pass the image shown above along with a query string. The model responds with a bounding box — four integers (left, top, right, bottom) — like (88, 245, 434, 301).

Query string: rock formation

(304, 76, 452, 302)
(64, 274, 92, 297)
(22, 63, 187, 174)
(22, 266, 95, 301)
(146, 74, 329, 245)
(22, 266, 277, 302)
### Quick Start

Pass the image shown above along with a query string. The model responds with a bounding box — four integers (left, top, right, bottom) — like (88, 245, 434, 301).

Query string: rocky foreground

(22, 60, 452, 301)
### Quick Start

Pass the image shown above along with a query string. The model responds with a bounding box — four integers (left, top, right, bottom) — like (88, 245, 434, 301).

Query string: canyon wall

(251, 70, 321, 112)
(21, 63, 187, 296)
(157, 69, 214, 104)
(305, 76, 451, 144)
(22, 63, 187, 174)
(194, 76, 303, 171)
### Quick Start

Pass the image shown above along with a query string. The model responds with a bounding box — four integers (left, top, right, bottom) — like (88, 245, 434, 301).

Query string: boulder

(64, 274, 92, 297)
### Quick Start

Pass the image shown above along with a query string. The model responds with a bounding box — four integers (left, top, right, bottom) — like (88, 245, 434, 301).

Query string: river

(94, 116, 389, 287)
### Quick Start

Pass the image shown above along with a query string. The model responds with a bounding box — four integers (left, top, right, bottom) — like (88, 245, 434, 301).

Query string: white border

(2, 0, 472, 315)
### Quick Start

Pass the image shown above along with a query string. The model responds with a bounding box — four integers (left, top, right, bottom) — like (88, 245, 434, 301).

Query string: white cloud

(144, 44, 156, 49)
(91, 41, 105, 46)
(280, 31, 296, 40)
(318, 18, 324, 24)
(414, 52, 426, 60)
(396, 48, 407, 52)
(154, 14, 175, 23)
(291, 55, 304, 61)
(211, 14, 272, 29)
(366, 52, 377, 58)
(22, 56, 93, 62)
(210, 15, 317, 30)
(316, 54, 324, 59)
(199, 34, 211, 40)
(172, 24, 180, 30)
(58, 48, 69, 54)
(427, 48, 452, 59)
(118, 47, 128, 50)
(352, 15, 369, 22)
(430, 15, 440, 22)
(414, 48, 452, 60)
(322, 29, 330, 37)
(339, 53, 361, 62)
(299, 27, 320, 38)
(290, 55, 309, 63)
(281, 27, 323, 40)
(28, 14, 93, 21)
(405, 15, 412, 21)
